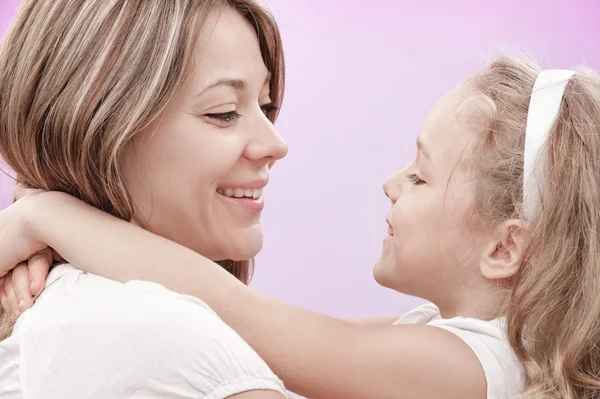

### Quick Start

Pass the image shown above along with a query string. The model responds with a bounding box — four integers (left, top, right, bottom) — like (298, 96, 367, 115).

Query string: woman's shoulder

(17, 263, 239, 346)
(25, 263, 217, 322)
(14, 264, 287, 398)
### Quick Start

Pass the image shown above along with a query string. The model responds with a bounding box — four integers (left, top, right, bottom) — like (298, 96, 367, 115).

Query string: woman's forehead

(190, 7, 268, 87)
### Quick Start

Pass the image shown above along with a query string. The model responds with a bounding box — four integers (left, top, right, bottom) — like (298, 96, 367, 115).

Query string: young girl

(2, 56, 600, 398)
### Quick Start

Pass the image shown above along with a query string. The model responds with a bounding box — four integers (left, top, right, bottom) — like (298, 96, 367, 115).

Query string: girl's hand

(0, 184, 55, 319)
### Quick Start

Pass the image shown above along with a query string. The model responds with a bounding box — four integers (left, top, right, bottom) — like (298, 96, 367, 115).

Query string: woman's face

(122, 7, 287, 261)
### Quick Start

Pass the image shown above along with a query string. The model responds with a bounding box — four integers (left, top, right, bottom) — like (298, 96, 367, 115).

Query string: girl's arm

(8, 191, 487, 399)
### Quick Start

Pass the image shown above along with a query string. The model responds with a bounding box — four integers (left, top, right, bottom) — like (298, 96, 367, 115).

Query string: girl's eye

(407, 173, 426, 185)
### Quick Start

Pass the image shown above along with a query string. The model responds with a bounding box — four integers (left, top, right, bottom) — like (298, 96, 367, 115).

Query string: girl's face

(374, 88, 491, 304)
(122, 7, 287, 261)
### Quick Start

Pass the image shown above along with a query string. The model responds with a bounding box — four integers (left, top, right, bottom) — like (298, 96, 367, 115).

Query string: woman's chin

(218, 233, 264, 261)
(227, 246, 262, 262)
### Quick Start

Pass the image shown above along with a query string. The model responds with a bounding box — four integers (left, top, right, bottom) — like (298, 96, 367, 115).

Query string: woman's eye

(203, 104, 278, 125)
(204, 111, 242, 123)
(407, 173, 426, 185)
(260, 104, 279, 116)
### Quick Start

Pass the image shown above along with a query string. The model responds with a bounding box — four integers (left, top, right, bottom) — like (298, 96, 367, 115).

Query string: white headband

(523, 69, 575, 220)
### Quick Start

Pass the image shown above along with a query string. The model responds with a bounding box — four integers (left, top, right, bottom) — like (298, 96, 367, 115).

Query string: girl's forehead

(419, 90, 476, 162)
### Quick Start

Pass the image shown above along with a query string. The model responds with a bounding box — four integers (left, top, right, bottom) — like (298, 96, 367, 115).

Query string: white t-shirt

(394, 303, 525, 399)
(0, 264, 287, 399)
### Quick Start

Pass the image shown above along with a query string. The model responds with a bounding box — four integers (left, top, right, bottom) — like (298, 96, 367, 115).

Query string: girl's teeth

(234, 188, 244, 197)
(225, 188, 234, 197)
(388, 226, 393, 235)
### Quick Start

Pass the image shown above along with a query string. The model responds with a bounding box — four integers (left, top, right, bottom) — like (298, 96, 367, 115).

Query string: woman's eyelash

(407, 173, 425, 185)
(261, 104, 279, 115)
(204, 104, 278, 123)
(204, 111, 242, 123)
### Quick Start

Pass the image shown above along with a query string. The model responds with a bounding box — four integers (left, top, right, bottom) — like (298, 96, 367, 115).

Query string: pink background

(1, 0, 599, 318)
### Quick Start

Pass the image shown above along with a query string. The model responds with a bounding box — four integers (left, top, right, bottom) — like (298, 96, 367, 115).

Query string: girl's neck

(435, 284, 508, 321)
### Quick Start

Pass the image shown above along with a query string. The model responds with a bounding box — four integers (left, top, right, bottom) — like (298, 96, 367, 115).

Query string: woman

(0, 0, 290, 397)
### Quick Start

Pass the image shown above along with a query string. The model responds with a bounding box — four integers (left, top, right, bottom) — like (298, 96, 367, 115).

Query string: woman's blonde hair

(0, 0, 284, 337)
(463, 56, 600, 398)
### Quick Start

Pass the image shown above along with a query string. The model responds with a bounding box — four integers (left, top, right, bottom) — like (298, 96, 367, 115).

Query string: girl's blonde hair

(464, 56, 600, 398)
(0, 0, 284, 338)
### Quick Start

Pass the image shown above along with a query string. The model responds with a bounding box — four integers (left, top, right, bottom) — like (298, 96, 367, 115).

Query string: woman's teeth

(388, 226, 393, 236)
(217, 187, 263, 200)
